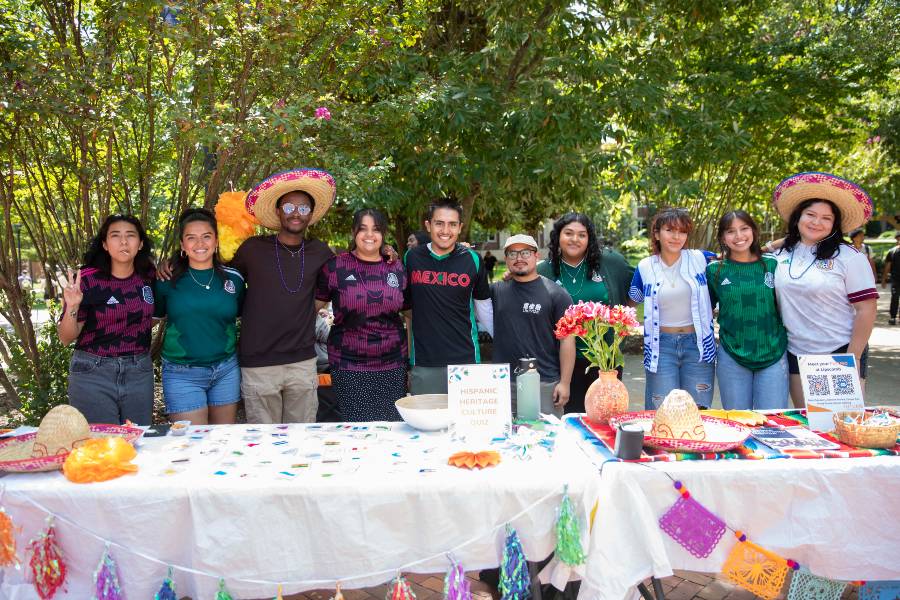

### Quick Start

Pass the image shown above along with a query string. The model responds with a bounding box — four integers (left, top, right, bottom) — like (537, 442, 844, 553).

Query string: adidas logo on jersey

(345, 274, 357, 281)
(106, 296, 120, 305)
(721, 278, 732, 286)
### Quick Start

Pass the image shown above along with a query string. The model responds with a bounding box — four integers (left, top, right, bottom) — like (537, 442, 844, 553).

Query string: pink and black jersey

(316, 252, 408, 371)
(63, 268, 156, 357)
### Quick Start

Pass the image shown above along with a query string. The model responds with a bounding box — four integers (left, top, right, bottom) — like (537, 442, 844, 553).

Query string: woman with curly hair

(537, 212, 634, 413)
(58, 214, 157, 425)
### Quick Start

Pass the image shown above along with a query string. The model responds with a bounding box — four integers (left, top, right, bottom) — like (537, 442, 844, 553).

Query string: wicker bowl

(832, 411, 900, 449)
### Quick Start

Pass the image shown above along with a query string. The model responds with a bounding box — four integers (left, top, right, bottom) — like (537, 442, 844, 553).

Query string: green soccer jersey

(706, 257, 787, 371)
(154, 267, 245, 365)
(537, 259, 610, 357)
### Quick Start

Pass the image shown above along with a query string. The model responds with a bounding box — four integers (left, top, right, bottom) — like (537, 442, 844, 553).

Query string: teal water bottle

(516, 357, 541, 422)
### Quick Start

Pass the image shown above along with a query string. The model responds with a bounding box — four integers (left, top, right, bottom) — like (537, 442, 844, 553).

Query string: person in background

(154, 208, 245, 425)
(407, 230, 430, 249)
(491, 234, 575, 417)
(537, 213, 633, 414)
(771, 172, 878, 405)
(483, 250, 498, 282)
(58, 214, 156, 425)
(849, 228, 876, 277)
(707, 211, 788, 410)
(629, 208, 716, 409)
(881, 231, 900, 326)
(316, 208, 408, 421)
(404, 198, 492, 394)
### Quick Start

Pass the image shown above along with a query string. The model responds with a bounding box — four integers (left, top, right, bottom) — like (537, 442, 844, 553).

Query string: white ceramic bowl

(395, 394, 450, 431)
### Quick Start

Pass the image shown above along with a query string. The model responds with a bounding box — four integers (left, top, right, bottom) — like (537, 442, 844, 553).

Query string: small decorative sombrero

(245, 168, 336, 230)
(773, 172, 873, 233)
(0, 405, 142, 473)
(651, 389, 706, 441)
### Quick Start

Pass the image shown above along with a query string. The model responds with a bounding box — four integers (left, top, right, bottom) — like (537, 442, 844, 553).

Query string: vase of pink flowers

(554, 301, 639, 424)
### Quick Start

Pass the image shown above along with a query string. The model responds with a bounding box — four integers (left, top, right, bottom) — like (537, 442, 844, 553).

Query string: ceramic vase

(585, 370, 629, 424)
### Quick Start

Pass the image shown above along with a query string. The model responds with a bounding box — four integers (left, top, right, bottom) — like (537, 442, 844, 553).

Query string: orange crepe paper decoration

(448, 451, 501, 469)
(62, 437, 138, 483)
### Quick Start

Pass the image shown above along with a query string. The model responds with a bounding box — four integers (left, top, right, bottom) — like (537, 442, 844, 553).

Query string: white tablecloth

(577, 456, 900, 600)
(0, 421, 596, 599)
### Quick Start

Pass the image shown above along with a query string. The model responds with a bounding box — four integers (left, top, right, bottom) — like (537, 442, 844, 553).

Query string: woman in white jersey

(770, 172, 878, 407)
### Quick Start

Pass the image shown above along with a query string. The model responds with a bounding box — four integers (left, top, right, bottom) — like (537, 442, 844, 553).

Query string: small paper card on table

(750, 426, 840, 451)
(447, 364, 512, 444)
(797, 353, 864, 432)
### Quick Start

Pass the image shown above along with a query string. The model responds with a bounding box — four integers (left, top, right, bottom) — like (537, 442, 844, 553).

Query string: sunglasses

(281, 203, 312, 216)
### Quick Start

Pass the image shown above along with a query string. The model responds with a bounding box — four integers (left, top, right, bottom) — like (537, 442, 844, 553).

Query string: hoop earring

(180, 250, 186, 258)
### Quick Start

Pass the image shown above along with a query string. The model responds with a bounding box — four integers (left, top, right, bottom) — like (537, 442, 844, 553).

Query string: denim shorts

(162, 354, 240, 414)
(787, 344, 869, 378)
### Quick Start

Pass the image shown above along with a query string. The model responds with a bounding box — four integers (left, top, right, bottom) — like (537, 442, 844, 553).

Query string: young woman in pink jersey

(58, 214, 157, 425)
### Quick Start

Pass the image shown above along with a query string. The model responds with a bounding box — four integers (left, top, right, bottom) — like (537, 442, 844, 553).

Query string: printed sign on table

(447, 364, 512, 444)
(797, 354, 864, 432)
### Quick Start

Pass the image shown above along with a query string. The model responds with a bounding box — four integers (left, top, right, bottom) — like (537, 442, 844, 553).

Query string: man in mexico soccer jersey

(404, 198, 493, 394)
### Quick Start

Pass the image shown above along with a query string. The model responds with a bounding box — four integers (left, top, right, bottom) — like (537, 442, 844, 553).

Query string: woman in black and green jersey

(706, 211, 789, 410)
(537, 213, 634, 414)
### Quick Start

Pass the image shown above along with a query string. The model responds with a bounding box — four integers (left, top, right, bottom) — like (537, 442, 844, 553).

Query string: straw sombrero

(245, 168, 336, 230)
(773, 172, 873, 233)
(0, 405, 142, 473)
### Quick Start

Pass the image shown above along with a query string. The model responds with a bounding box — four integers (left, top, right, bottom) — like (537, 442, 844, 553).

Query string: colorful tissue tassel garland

(93, 549, 124, 600)
(499, 527, 530, 600)
(555, 488, 586, 566)
(0, 507, 19, 567)
(721, 531, 797, 600)
(386, 574, 416, 599)
(444, 560, 471, 600)
(215, 578, 234, 600)
(154, 567, 177, 600)
(27, 522, 66, 600)
(658, 481, 726, 559)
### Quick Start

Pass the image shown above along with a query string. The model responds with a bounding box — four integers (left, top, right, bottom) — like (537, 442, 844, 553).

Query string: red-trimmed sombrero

(245, 168, 336, 230)
(773, 172, 873, 233)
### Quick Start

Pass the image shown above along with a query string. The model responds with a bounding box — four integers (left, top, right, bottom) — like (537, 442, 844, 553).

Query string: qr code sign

(831, 374, 855, 396)
(806, 375, 830, 396)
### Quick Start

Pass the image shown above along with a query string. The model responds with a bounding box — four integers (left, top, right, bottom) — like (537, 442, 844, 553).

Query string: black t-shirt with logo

(490, 276, 573, 382)
(404, 244, 490, 367)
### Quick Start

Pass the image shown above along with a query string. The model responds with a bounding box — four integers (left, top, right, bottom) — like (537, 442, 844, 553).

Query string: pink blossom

(314, 106, 332, 121)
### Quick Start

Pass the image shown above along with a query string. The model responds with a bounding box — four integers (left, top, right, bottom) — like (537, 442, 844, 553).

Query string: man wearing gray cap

(491, 234, 575, 416)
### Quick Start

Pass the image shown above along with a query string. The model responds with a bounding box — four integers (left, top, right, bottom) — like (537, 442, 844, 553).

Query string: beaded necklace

(274, 235, 305, 293)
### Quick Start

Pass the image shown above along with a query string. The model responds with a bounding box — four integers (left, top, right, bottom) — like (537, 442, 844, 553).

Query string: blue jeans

(162, 354, 241, 414)
(645, 333, 715, 409)
(716, 346, 789, 410)
(68, 350, 154, 425)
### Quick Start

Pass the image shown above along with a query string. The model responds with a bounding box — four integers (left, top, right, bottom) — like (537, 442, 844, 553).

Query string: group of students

(57, 169, 879, 427)
(630, 172, 878, 411)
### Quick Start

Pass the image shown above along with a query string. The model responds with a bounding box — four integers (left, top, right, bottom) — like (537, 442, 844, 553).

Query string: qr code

(806, 375, 830, 396)
(831, 374, 855, 396)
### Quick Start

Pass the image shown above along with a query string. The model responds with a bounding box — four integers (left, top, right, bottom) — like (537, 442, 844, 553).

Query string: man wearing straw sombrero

(232, 169, 337, 423)
(769, 172, 878, 406)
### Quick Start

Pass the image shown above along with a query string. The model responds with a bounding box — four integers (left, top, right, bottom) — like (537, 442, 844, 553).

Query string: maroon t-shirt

(230, 235, 333, 368)
(62, 267, 155, 357)
(316, 252, 408, 371)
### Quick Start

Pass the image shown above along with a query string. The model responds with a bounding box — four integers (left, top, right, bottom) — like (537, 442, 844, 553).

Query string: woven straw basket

(0, 405, 142, 473)
(651, 389, 707, 441)
(832, 411, 900, 449)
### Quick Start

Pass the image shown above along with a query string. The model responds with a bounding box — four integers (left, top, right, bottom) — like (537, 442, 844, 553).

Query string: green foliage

(0, 303, 73, 425)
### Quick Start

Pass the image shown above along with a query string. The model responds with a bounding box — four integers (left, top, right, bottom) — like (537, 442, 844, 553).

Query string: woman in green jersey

(706, 211, 788, 410)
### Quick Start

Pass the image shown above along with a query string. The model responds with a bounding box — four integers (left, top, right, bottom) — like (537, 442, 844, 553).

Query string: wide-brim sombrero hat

(773, 172, 873, 233)
(245, 168, 336, 230)
(0, 405, 142, 473)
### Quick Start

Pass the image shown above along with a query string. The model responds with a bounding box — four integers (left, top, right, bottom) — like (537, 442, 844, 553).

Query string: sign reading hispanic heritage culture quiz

(797, 354, 865, 432)
(447, 364, 512, 443)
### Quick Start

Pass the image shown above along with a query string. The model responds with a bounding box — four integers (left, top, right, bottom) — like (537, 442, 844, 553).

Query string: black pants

(565, 355, 622, 415)
(891, 284, 899, 320)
